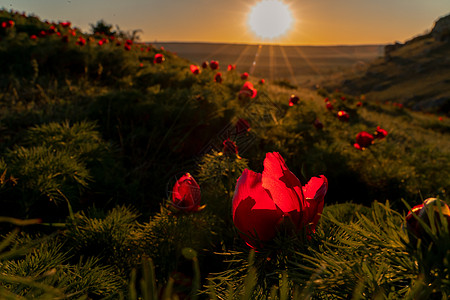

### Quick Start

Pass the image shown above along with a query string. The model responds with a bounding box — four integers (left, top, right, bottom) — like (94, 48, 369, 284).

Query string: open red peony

(232, 152, 327, 248)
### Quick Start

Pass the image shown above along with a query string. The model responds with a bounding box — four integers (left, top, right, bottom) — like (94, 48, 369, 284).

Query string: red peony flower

(239, 81, 257, 99)
(223, 138, 238, 156)
(60, 21, 71, 28)
(232, 152, 327, 248)
(374, 126, 388, 139)
(76, 36, 86, 46)
(124, 44, 131, 51)
(289, 95, 300, 106)
(125, 39, 133, 45)
(235, 118, 251, 135)
(190, 64, 200, 75)
(1, 22, 6, 28)
(39, 30, 47, 37)
(259, 78, 265, 85)
(30, 34, 37, 40)
(227, 64, 236, 71)
(172, 173, 201, 212)
(326, 102, 333, 111)
(214, 72, 222, 83)
(337, 110, 349, 121)
(313, 118, 323, 130)
(354, 131, 374, 150)
(210, 60, 219, 70)
(240, 72, 249, 80)
(406, 198, 450, 241)
(154, 53, 164, 64)
(201, 61, 209, 69)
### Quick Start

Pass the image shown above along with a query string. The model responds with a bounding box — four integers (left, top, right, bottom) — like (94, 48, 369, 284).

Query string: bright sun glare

(248, 0, 293, 40)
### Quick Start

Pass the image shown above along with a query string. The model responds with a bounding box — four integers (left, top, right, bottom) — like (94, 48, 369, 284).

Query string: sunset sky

(3, 0, 450, 45)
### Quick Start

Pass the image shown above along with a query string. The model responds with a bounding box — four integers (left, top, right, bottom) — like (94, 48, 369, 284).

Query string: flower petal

(261, 152, 303, 215)
(301, 175, 328, 230)
(232, 169, 283, 247)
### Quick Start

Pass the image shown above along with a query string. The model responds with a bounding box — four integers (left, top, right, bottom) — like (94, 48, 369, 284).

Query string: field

(0, 10, 449, 299)
(154, 42, 383, 84)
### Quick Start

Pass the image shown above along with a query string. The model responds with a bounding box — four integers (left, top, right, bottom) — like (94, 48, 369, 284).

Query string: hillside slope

(323, 14, 450, 115)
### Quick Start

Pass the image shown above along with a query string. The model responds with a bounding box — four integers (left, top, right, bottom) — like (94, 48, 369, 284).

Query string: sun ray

(278, 45, 297, 85)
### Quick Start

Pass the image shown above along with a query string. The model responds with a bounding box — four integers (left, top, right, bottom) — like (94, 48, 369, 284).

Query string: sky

(2, 0, 450, 45)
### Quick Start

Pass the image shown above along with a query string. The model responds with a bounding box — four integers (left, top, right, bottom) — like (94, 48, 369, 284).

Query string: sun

(247, 0, 294, 40)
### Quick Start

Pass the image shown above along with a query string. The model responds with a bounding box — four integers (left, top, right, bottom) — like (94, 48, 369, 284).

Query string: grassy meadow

(0, 9, 449, 299)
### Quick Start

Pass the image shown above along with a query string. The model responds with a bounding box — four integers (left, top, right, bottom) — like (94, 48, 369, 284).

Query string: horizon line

(145, 40, 388, 47)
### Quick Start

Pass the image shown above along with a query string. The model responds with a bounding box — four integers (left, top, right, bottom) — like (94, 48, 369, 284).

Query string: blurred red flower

(259, 79, 265, 85)
(406, 198, 450, 240)
(374, 126, 388, 139)
(30, 34, 37, 40)
(354, 131, 374, 150)
(326, 102, 333, 110)
(313, 119, 323, 130)
(60, 21, 71, 28)
(223, 138, 238, 156)
(337, 110, 349, 121)
(172, 173, 201, 212)
(239, 81, 257, 99)
(190, 65, 200, 75)
(324, 97, 329, 102)
(289, 95, 300, 106)
(201, 61, 209, 69)
(240, 72, 249, 80)
(227, 64, 236, 71)
(210, 60, 219, 70)
(124, 44, 131, 51)
(232, 152, 327, 248)
(214, 72, 222, 83)
(154, 53, 165, 64)
(235, 118, 251, 135)
(356, 101, 363, 107)
(76, 37, 86, 46)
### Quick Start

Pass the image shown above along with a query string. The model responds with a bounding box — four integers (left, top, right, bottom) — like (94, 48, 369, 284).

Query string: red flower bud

(232, 152, 327, 248)
(223, 138, 238, 156)
(289, 95, 300, 106)
(210, 60, 219, 70)
(406, 198, 450, 242)
(374, 126, 388, 139)
(235, 118, 251, 135)
(154, 53, 164, 64)
(337, 110, 349, 121)
(259, 79, 265, 85)
(239, 81, 257, 100)
(240, 72, 249, 80)
(190, 64, 200, 75)
(172, 173, 201, 212)
(354, 131, 374, 150)
(227, 64, 236, 71)
(214, 72, 222, 83)
(313, 119, 323, 130)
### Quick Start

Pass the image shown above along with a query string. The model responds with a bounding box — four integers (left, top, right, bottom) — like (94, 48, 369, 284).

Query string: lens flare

(248, 0, 293, 40)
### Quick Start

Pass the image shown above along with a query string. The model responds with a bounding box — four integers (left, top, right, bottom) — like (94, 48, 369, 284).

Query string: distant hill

(152, 42, 383, 84)
(322, 14, 450, 115)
